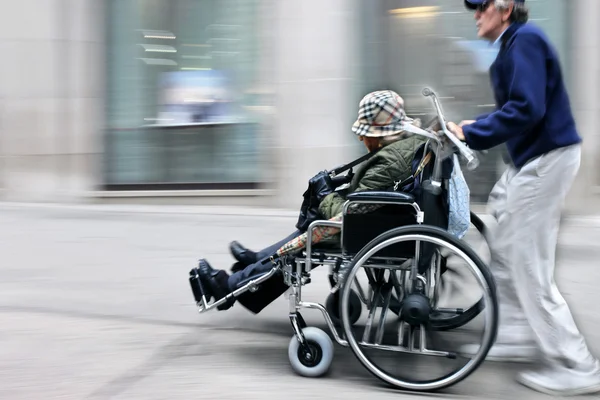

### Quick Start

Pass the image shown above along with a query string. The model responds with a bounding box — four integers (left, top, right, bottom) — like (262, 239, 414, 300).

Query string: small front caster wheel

(288, 327, 334, 377)
(326, 290, 362, 326)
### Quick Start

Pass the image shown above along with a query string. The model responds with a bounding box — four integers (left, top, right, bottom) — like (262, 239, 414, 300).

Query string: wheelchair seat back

(342, 202, 419, 257)
(341, 142, 453, 259)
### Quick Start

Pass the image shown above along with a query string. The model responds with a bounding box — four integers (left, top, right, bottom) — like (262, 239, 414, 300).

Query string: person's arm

(462, 33, 547, 150)
(317, 192, 346, 220)
(475, 112, 491, 121)
(318, 161, 400, 219)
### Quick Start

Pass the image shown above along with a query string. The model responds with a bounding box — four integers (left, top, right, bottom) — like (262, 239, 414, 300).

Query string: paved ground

(0, 203, 599, 399)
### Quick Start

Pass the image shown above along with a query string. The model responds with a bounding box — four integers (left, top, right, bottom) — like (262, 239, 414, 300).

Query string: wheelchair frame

(189, 88, 498, 392)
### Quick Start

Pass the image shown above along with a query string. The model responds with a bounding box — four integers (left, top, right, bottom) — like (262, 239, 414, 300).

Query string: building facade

(0, 0, 598, 214)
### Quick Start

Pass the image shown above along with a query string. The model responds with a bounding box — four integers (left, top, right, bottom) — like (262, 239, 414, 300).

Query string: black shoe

(231, 261, 245, 273)
(229, 241, 258, 266)
(197, 259, 235, 311)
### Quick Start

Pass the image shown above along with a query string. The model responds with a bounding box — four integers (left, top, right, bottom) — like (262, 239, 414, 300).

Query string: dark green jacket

(318, 135, 427, 220)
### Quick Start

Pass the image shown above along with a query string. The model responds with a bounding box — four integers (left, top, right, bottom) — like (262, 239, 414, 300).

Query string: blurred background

(0, 0, 598, 213)
(1, 2, 600, 398)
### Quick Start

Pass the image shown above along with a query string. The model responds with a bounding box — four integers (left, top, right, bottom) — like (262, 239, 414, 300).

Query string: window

(104, 0, 269, 190)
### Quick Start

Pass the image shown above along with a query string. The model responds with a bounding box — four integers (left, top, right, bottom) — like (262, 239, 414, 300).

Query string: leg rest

(189, 268, 205, 303)
(235, 271, 273, 290)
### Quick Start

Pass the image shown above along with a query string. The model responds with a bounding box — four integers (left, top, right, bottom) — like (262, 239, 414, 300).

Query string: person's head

(464, 0, 529, 42)
(352, 90, 419, 152)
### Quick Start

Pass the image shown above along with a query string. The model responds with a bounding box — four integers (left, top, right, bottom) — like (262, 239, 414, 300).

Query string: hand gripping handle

(422, 87, 480, 170)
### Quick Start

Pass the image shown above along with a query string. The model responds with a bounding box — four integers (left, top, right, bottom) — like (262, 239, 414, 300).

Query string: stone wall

(0, 0, 105, 203)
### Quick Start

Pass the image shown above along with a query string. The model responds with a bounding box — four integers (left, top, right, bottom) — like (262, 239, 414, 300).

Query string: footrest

(189, 268, 205, 303)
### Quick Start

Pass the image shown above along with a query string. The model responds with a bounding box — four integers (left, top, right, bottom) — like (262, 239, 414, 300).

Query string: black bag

(295, 171, 336, 232)
(295, 149, 380, 232)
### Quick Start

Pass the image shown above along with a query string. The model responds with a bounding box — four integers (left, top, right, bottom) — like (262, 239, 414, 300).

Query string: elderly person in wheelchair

(188, 88, 496, 392)
(191, 90, 429, 313)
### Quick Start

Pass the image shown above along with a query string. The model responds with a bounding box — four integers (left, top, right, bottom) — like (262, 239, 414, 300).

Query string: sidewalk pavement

(0, 202, 598, 399)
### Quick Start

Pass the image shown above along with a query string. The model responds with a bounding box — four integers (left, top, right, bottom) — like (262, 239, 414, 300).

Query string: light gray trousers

(486, 143, 598, 371)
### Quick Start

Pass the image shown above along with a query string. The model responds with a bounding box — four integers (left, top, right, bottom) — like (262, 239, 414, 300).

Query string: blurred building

(0, 0, 598, 214)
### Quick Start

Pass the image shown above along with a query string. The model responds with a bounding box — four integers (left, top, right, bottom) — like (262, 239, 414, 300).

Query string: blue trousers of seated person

(228, 230, 302, 314)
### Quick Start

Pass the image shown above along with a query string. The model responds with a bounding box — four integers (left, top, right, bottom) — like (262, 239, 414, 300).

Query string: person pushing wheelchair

(190, 90, 429, 314)
(446, 0, 600, 395)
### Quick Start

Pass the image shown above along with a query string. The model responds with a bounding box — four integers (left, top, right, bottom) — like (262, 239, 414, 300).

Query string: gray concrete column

(566, 0, 600, 215)
(269, 0, 362, 210)
(0, 0, 105, 203)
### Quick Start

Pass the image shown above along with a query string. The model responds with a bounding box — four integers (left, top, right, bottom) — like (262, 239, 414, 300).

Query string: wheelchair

(188, 88, 498, 392)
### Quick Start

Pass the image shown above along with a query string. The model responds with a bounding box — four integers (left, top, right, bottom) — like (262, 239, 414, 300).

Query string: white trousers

(486, 143, 598, 371)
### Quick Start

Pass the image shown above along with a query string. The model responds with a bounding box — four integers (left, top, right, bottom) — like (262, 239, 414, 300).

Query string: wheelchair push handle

(422, 87, 480, 171)
(453, 139, 480, 170)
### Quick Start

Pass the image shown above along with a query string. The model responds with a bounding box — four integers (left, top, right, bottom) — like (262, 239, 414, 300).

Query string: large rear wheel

(339, 224, 498, 392)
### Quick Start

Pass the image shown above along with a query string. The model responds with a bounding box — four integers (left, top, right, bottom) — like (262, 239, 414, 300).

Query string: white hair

(494, 0, 530, 23)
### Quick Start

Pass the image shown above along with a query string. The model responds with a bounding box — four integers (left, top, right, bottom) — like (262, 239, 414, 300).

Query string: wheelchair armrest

(346, 191, 415, 204)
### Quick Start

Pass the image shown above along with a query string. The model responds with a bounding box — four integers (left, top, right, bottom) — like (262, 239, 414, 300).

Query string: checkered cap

(352, 90, 414, 138)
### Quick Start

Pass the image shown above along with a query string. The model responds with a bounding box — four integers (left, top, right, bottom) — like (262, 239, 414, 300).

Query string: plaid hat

(465, 0, 525, 10)
(352, 90, 416, 138)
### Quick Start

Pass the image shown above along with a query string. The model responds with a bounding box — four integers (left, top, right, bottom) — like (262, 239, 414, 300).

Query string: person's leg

(254, 230, 302, 261)
(196, 230, 305, 314)
(226, 230, 305, 313)
(486, 167, 536, 348)
(505, 144, 600, 394)
(227, 258, 291, 314)
(230, 230, 302, 266)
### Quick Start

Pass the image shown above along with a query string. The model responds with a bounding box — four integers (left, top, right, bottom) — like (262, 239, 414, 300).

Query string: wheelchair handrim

(340, 231, 497, 392)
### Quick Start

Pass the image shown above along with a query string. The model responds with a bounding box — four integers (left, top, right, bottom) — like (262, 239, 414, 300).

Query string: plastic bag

(447, 155, 471, 239)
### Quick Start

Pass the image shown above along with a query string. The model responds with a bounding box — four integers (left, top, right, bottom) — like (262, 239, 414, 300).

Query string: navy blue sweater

(462, 22, 581, 168)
